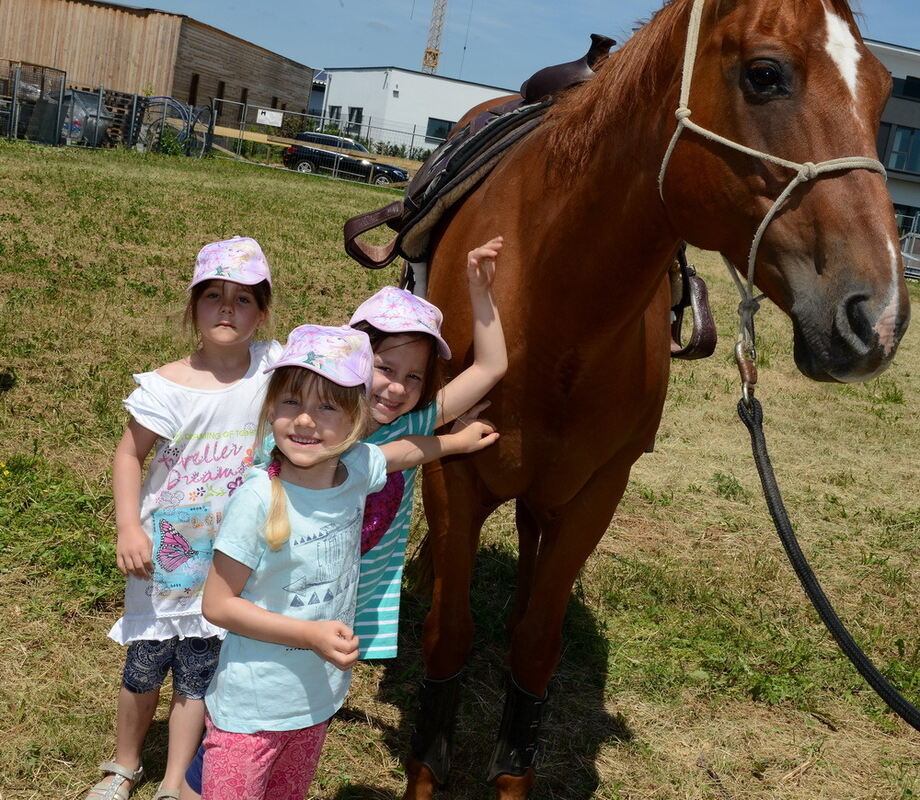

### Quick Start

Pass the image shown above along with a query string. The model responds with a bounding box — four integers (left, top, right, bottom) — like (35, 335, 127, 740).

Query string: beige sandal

(84, 761, 144, 800)
(152, 787, 180, 800)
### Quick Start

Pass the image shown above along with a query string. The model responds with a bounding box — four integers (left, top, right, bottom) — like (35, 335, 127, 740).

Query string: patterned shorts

(122, 636, 221, 698)
(201, 714, 329, 800)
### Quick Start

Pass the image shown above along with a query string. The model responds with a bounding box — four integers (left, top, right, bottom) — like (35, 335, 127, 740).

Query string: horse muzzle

(791, 285, 910, 383)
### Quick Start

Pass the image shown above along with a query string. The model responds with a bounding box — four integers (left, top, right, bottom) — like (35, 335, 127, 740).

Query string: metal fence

(134, 96, 212, 157)
(1, 60, 66, 143)
(208, 101, 444, 180)
(899, 212, 920, 280)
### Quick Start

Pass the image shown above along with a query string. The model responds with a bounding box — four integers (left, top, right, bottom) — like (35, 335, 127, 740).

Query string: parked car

(282, 132, 409, 185)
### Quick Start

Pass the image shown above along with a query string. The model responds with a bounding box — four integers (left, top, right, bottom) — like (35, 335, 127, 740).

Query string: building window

(271, 96, 278, 109)
(426, 117, 455, 142)
(216, 80, 226, 120)
(894, 75, 920, 100)
(328, 105, 342, 127)
(887, 125, 920, 175)
(188, 73, 199, 107)
(347, 106, 363, 135)
(392, 89, 399, 97)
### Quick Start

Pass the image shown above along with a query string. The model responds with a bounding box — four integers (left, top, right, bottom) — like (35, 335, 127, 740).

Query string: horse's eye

(747, 61, 782, 87)
(743, 60, 788, 99)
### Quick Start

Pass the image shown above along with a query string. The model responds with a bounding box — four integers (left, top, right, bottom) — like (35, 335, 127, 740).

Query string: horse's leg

(488, 457, 634, 800)
(403, 458, 497, 800)
(508, 499, 540, 634)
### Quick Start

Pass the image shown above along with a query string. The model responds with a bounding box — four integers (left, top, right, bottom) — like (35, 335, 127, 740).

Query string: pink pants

(201, 714, 329, 800)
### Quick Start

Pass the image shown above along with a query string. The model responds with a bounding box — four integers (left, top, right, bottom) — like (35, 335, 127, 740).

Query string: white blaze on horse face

(823, 6, 861, 109)
(875, 239, 904, 357)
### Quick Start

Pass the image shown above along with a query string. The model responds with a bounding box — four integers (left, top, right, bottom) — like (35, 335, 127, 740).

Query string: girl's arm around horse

(380, 419, 500, 472)
(436, 236, 508, 427)
(112, 419, 160, 580)
(202, 552, 360, 670)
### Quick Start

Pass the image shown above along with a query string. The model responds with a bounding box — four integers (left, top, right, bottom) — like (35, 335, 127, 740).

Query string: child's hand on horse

(306, 620, 360, 670)
(445, 418, 500, 454)
(467, 236, 504, 288)
(449, 400, 494, 434)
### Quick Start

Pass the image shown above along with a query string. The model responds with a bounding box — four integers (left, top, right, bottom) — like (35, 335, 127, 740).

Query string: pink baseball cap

(189, 236, 272, 289)
(264, 325, 374, 394)
(349, 286, 451, 359)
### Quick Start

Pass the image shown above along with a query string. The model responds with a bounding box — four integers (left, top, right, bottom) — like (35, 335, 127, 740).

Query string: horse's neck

(511, 119, 679, 321)
(514, 19, 690, 314)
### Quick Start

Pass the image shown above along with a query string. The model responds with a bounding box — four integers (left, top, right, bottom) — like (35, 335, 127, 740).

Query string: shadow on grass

(333, 543, 633, 800)
(0, 368, 15, 393)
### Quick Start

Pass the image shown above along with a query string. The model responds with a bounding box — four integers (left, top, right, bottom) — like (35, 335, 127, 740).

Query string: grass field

(0, 140, 917, 800)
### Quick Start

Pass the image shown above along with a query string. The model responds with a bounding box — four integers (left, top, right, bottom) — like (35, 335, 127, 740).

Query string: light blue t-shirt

(354, 401, 438, 658)
(204, 443, 387, 733)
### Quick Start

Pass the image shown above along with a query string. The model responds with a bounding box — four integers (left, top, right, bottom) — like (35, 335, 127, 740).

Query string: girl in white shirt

(86, 237, 280, 800)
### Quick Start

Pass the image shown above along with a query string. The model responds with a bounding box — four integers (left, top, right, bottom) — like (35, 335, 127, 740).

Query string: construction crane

(422, 0, 448, 74)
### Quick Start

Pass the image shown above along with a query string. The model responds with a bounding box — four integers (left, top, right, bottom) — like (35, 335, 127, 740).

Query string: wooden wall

(0, 0, 314, 110)
(172, 20, 313, 118)
(0, 0, 181, 95)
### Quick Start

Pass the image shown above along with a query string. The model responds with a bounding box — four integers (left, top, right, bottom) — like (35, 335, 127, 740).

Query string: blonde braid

(264, 452, 291, 550)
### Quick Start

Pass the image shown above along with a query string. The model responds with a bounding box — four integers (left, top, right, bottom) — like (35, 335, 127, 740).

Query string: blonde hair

(256, 366, 370, 550)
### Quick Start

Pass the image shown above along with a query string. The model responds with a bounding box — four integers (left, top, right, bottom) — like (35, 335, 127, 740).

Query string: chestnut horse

(405, 1, 909, 798)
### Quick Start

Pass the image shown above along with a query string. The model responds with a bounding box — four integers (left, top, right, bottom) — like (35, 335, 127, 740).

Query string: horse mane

(547, 0, 862, 175)
(546, 0, 692, 175)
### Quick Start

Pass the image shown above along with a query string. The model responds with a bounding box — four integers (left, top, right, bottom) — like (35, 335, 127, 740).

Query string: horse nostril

(842, 293, 875, 350)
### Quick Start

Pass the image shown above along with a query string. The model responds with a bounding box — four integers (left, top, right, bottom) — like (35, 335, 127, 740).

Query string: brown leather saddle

(343, 35, 617, 271)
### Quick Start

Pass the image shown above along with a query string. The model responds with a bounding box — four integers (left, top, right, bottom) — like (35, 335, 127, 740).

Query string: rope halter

(657, 0, 886, 367)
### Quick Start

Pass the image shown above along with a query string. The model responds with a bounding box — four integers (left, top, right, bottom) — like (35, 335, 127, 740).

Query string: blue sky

(146, 0, 919, 90)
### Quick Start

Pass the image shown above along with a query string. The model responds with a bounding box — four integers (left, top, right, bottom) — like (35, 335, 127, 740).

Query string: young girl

(180, 236, 506, 799)
(86, 237, 280, 800)
(350, 236, 506, 659)
(198, 324, 497, 799)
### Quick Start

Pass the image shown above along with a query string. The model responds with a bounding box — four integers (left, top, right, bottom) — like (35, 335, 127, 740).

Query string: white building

(866, 39, 920, 231)
(313, 66, 514, 157)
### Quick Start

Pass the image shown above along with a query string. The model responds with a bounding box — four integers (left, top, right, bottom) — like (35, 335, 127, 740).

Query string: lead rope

(660, 0, 919, 731)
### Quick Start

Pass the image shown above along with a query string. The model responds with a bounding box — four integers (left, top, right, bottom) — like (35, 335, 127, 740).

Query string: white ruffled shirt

(108, 340, 281, 645)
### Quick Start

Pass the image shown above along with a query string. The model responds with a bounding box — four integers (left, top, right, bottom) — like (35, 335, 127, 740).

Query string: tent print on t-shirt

(283, 505, 362, 624)
(283, 568, 358, 624)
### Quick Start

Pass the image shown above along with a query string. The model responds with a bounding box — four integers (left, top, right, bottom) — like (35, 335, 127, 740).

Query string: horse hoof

(493, 769, 536, 799)
(402, 756, 438, 800)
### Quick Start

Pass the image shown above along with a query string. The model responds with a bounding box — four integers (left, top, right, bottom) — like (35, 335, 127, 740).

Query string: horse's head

(660, 0, 909, 382)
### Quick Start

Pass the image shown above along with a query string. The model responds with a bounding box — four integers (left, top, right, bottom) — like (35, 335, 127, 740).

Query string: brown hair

(350, 320, 443, 410)
(256, 366, 370, 550)
(183, 279, 272, 335)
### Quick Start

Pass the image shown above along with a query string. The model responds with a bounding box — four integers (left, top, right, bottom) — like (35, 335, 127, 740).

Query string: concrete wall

(322, 67, 512, 144)
(866, 41, 920, 81)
